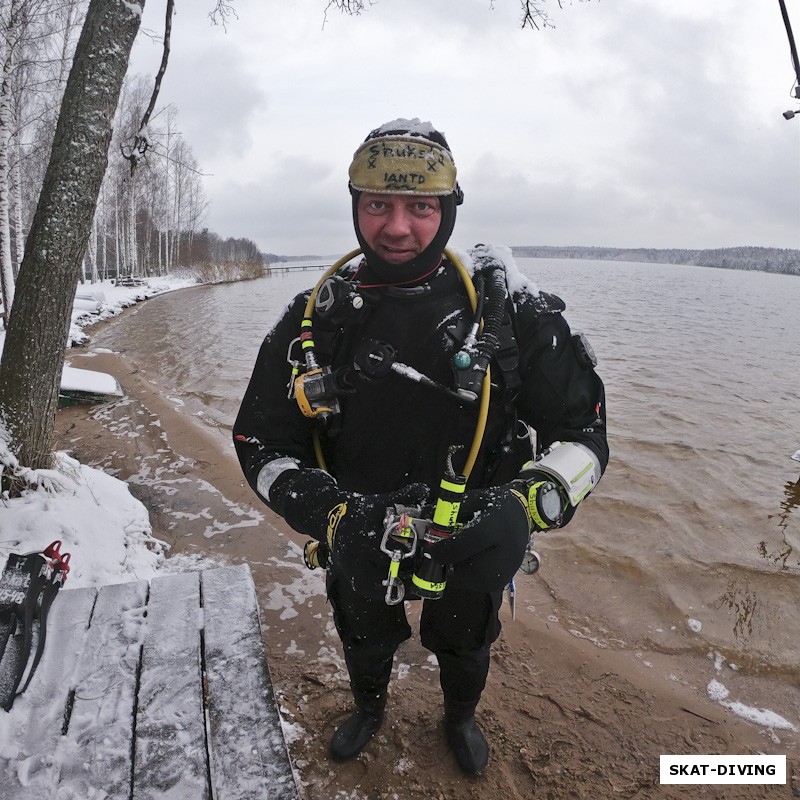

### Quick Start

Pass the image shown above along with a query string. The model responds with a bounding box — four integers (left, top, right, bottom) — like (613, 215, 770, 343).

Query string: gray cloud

(161, 46, 267, 161)
(206, 155, 354, 255)
(130, 0, 800, 255)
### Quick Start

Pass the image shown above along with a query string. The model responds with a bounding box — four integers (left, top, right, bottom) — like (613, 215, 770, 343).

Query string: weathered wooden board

(55, 579, 149, 800)
(132, 571, 209, 800)
(202, 564, 297, 800)
(0, 586, 97, 799)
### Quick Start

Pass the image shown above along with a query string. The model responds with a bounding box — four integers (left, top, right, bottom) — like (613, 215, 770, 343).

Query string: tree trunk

(0, 8, 16, 321)
(126, 175, 137, 275)
(101, 199, 108, 279)
(88, 211, 98, 283)
(114, 180, 122, 277)
(12, 120, 24, 277)
(0, 0, 144, 471)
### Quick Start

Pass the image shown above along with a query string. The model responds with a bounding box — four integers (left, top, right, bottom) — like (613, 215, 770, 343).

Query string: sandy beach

(53, 310, 797, 800)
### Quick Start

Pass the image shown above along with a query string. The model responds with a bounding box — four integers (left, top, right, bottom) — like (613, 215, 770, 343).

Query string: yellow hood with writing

(348, 136, 457, 196)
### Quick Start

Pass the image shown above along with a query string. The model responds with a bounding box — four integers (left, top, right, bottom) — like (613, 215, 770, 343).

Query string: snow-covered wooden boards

(0, 564, 298, 799)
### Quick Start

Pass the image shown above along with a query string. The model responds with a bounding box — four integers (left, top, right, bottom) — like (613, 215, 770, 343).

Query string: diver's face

(357, 193, 442, 264)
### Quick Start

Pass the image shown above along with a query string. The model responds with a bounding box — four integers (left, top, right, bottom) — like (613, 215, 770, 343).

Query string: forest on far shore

(511, 245, 800, 276)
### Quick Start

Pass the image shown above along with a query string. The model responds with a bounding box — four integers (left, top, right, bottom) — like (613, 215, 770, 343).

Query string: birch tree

(0, 0, 25, 320)
(1, 0, 84, 322)
(0, 0, 144, 473)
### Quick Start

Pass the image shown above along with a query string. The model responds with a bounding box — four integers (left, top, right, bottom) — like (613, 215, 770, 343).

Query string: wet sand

(54, 315, 798, 799)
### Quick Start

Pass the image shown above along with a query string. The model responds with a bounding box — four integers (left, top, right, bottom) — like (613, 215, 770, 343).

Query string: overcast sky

(129, 0, 800, 256)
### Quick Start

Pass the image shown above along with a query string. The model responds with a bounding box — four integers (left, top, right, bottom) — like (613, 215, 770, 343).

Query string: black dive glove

(268, 468, 430, 598)
(426, 470, 568, 594)
(426, 484, 532, 593)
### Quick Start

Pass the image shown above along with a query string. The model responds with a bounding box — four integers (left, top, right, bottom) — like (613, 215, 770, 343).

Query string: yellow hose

(303, 248, 363, 318)
(313, 430, 328, 472)
(444, 248, 490, 480)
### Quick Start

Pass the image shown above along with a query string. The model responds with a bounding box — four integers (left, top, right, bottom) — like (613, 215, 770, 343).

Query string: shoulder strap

(494, 297, 521, 396)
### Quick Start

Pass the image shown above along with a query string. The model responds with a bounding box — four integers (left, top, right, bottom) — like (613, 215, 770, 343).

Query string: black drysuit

(234, 257, 608, 706)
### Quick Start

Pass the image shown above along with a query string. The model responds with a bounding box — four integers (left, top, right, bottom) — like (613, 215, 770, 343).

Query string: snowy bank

(0, 275, 196, 588)
(65, 275, 197, 348)
(0, 438, 165, 587)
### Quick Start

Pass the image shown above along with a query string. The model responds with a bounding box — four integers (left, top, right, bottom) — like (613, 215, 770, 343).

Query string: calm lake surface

(92, 258, 800, 677)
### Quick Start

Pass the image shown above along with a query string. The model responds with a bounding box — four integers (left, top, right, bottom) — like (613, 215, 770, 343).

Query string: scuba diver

(233, 118, 609, 776)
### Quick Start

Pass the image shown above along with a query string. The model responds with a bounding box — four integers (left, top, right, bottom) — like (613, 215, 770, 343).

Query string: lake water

(91, 258, 800, 679)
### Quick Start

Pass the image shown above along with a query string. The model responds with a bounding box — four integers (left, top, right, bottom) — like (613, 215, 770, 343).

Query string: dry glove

(426, 484, 531, 593)
(269, 468, 430, 598)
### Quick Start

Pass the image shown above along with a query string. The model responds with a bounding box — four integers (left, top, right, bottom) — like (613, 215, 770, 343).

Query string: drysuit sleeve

(232, 291, 319, 513)
(513, 290, 609, 475)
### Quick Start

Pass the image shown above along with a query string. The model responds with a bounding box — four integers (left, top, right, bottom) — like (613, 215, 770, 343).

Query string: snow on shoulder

(453, 243, 540, 299)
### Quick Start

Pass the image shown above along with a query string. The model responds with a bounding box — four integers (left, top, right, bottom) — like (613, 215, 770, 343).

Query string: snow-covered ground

(0, 275, 196, 587)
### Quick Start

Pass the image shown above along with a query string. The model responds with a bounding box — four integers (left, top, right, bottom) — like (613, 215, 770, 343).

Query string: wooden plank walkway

(0, 564, 298, 800)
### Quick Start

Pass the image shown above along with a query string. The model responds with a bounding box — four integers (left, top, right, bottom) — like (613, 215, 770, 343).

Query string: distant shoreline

(510, 245, 800, 277)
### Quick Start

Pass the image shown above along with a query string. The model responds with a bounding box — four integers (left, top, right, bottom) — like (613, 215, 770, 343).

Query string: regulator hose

(444, 247, 492, 478)
(475, 263, 507, 355)
(303, 248, 363, 319)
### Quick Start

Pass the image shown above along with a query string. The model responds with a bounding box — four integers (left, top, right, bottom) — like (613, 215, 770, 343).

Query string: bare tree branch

(139, 0, 172, 136)
(146, 137, 213, 177)
(322, 1, 589, 32)
(122, 0, 174, 176)
(521, 0, 555, 31)
(325, 0, 367, 14)
(523, 1, 592, 31)
(323, 1, 372, 29)
(209, 1, 238, 32)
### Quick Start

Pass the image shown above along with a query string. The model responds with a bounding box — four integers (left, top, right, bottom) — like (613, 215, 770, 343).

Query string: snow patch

(707, 679, 798, 732)
(0, 446, 166, 589)
(61, 365, 122, 396)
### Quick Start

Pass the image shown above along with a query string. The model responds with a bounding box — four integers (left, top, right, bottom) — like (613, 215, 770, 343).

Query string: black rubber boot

(330, 652, 391, 762)
(444, 698, 489, 775)
(330, 704, 385, 761)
